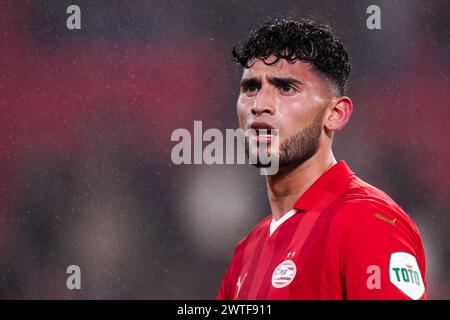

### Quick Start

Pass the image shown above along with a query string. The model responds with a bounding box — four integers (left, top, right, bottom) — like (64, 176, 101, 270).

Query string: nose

(251, 87, 275, 116)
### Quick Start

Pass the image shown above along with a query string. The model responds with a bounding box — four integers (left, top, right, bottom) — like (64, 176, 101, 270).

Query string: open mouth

(248, 122, 278, 142)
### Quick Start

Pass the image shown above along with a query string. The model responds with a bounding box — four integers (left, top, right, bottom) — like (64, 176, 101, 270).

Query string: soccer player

(217, 19, 427, 300)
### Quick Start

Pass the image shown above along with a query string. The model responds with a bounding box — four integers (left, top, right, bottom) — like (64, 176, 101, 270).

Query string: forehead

(241, 58, 316, 80)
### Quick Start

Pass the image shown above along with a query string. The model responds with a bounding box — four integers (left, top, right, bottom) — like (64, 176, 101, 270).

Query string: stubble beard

(245, 115, 323, 169)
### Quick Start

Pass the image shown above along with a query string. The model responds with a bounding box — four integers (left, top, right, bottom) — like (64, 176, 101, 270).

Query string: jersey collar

(293, 160, 355, 212)
(269, 208, 298, 236)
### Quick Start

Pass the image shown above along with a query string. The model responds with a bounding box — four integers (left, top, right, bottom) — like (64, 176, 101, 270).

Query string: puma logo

(375, 212, 396, 226)
(235, 273, 248, 299)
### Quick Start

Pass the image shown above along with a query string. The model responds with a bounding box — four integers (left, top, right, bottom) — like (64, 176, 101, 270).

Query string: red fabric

(217, 161, 427, 300)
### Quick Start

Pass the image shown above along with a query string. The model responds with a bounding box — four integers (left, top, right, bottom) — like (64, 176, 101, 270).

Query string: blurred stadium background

(0, 0, 449, 299)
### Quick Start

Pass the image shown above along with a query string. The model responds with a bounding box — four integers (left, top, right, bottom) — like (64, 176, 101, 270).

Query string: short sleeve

(330, 201, 427, 300)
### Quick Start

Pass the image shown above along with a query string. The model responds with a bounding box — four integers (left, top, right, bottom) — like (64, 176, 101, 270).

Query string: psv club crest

(272, 259, 297, 288)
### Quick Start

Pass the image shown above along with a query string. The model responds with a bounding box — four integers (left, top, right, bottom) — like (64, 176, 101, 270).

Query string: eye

(242, 85, 259, 96)
(278, 84, 297, 95)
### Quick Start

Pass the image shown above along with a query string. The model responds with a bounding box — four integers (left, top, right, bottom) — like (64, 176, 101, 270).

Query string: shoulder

(330, 175, 422, 246)
(233, 215, 271, 253)
(326, 175, 427, 299)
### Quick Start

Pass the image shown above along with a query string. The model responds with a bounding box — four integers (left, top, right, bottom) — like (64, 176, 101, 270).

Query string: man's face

(237, 57, 335, 168)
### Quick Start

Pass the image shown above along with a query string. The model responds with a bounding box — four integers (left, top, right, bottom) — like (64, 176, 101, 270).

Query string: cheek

(277, 98, 318, 135)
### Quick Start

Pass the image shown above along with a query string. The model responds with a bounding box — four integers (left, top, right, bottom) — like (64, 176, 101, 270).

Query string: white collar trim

(269, 209, 298, 236)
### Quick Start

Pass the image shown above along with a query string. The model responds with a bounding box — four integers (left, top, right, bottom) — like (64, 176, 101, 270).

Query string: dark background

(0, 0, 449, 299)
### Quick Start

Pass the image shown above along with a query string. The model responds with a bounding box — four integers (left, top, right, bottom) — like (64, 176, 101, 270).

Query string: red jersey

(217, 161, 427, 300)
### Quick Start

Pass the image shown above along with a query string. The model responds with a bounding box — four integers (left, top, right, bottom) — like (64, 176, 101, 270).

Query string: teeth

(256, 128, 272, 134)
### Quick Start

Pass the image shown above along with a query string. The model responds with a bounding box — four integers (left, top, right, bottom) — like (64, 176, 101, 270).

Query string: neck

(266, 149, 336, 220)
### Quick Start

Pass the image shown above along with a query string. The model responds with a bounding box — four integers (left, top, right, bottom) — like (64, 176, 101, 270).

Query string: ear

(324, 96, 353, 132)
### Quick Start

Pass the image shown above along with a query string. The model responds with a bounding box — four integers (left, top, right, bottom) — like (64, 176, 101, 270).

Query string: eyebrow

(240, 76, 303, 89)
(240, 77, 261, 89)
(267, 76, 303, 88)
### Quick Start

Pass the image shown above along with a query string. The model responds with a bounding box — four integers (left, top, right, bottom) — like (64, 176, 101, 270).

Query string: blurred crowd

(0, 0, 449, 299)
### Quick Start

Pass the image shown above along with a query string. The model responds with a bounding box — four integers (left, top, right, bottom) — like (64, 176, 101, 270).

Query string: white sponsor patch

(272, 259, 296, 288)
(389, 252, 425, 300)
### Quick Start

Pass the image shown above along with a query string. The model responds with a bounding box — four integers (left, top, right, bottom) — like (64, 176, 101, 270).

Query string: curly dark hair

(232, 18, 351, 95)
